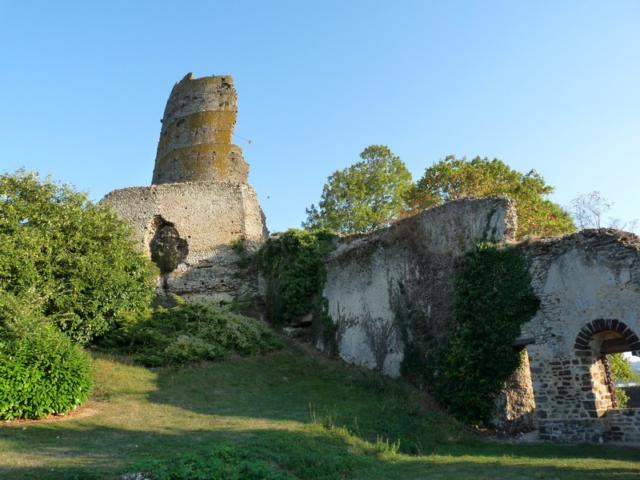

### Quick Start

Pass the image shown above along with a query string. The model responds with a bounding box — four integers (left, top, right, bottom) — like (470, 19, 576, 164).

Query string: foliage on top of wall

(426, 243, 539, 425)
(411, 156, 576, 239)
(257, 229, 336, 326)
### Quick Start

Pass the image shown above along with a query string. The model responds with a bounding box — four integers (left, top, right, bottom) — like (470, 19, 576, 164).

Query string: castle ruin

(104, 73, 640, 444)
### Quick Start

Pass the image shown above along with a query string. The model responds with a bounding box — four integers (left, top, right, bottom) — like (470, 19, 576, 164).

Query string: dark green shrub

(0, 171, 157, 344)
(132, 445, 291, 480)
(111, 303, 282, 366)
(0, 322, 92, 420)
(426, 244, 539, 424)
(257, 229, 335, 325)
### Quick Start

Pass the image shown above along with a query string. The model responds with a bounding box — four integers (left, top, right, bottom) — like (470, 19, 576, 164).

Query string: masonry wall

(102, 181, 267, 302)
(152, 73, 249, 185)
(519, 230, 640, 443)
(320, 197, 517, 377)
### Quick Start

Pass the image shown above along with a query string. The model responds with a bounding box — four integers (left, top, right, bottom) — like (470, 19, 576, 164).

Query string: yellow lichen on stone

(152, 74, 247, 185)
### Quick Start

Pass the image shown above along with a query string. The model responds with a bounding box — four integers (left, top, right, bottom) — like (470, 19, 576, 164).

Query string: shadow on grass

(144, 347, 640, 461)
(2, 348, 640, 479)
(2, 423, 640, 480)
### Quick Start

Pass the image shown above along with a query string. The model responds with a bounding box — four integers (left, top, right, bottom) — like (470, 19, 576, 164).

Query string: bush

(110, 303, 283, 366)
(257, 229, 335, 325)
(0, 322, 92, 420)
(0, 171, 157, 344)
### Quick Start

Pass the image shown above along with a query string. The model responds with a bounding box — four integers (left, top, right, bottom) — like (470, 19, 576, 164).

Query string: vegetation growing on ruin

(103, 302, 282, 366)
(411, 156, 576, 239)
(426, 244, 539, 424)
(257, 229, 336, 327)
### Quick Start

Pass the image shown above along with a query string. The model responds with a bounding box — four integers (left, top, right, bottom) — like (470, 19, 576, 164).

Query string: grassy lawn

(0, 343, 638, 479)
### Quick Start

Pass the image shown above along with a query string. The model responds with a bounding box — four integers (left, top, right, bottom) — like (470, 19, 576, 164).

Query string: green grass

(0, 343, 638, 479)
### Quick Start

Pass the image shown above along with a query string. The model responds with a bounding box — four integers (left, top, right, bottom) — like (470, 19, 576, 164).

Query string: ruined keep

(152, 73, 249, 185)
(103, 73, 266, 303)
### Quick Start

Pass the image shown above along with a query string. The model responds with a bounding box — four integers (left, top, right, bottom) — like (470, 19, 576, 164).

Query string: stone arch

(574, 319, 640, 353)
(574, 319, 640, 415)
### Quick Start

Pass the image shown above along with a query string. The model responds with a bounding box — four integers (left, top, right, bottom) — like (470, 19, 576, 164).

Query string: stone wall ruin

(102, 73, 267, 303)
(518, 230, 640, 442)
(317, 200, 640, 443)
(101, 71, 640, 444)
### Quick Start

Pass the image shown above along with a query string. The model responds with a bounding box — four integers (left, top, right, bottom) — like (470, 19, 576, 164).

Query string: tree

(303, 145, 413, 234)
(0, 171, 157, 344)
(569, 191, 638, 232)
(411, 156, 575, 239)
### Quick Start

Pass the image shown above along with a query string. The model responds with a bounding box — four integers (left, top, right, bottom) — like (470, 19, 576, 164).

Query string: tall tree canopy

(303, 145, 413, 234)
(411, 156, 575, 239)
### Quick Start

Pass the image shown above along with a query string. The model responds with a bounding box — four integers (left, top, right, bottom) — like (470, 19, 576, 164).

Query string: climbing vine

(257, 229, 336, 328)
(427, 244, 539, 424)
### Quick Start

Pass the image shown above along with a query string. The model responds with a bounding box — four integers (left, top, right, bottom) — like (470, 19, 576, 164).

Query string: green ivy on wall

(257, 229, 336, 327)
(426, 244, 539, 424)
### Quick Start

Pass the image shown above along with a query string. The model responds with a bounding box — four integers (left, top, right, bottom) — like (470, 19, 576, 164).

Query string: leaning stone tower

(152, 73, 249, 185)
(102, 73, 267, 303)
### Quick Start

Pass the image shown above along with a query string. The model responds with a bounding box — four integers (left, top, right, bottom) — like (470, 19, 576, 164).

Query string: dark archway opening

(575, 320, 640, 411)
(148, 215, 189, 274)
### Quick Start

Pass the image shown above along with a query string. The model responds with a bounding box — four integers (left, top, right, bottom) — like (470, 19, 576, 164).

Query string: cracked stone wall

(103, 181, 266, 302)
(103, 73, 267, 303)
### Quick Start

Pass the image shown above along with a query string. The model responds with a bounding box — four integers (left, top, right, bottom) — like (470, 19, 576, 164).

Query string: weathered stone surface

(319, 202, 640, 442)
(152, 73, 249, 185)
(320, 197, 517, 377)
(493, 349, 536, 433)
(102, 181, 266, 302)
(517, 230, 640, 443)
(103, 73, 267, 303)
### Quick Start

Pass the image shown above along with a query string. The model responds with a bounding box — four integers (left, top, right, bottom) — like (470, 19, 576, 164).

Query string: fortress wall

(320, 197, 517, 377)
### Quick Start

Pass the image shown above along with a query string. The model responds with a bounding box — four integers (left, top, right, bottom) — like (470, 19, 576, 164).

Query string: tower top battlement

(152, 73, 249, 185)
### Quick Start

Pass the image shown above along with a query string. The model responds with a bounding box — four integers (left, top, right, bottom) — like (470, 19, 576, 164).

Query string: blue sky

(1, 0, 638, 232)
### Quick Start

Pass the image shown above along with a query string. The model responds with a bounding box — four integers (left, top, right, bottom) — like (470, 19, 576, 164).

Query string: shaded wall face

(321, 197, 516, 377)
(521, 232, 640, 443)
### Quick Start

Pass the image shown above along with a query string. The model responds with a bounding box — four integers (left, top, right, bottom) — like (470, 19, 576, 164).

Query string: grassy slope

(0, 344, 639, 479)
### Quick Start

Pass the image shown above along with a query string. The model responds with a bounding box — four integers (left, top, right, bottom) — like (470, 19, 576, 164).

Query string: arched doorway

(574, 320, 640, 414)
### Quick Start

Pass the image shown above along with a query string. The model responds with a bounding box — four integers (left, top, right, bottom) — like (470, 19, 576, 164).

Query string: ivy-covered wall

(320, 197, 518, 383)
(256, 229, 337, 345)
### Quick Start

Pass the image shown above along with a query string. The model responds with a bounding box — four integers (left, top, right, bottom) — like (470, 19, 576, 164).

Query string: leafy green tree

(0, 170, 157, 344)
(610, 352, 640, 408)
(411, 156, 575, 239)
(304, 145, 413, 234)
